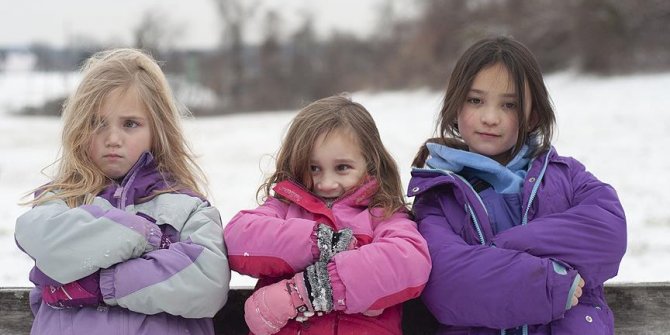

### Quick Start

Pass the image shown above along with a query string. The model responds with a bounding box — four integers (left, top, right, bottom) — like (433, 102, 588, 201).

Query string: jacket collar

(408, 147, 559, 198)
(98, 151, 172, 207)
(273, 178, 378, 215)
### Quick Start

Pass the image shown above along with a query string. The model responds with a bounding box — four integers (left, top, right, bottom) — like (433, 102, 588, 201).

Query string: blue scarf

(426, 143, 530, 194)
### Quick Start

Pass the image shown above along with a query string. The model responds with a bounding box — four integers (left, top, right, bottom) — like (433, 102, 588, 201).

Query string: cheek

(86, 138, 98, 157)
(457, 110, 475, 132)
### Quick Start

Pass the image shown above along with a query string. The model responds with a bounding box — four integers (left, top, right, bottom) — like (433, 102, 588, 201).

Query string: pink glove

(136, 212, 176, 249)
(363, 309, 384, 317)
(42, 272, 102, 308)
(244, 273, 313, 335)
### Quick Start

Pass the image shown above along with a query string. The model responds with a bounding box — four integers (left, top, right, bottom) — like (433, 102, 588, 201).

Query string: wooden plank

(0, 287, 33, 335)
(605, 282, 670, 334)
(1, 283, 669, 335)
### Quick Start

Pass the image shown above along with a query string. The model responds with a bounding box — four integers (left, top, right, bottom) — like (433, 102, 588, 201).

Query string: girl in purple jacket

(224, 95, 431, 335)
(15, 49, 229, 335)
(409, 36, 627, 334)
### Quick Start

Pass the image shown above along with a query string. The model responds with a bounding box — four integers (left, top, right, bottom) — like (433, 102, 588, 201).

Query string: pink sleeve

(329, 211, 432, 313)
(223, 197, 319, 278)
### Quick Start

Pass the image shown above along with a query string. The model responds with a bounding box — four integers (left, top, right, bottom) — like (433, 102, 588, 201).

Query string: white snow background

(1, 70, 669, 287)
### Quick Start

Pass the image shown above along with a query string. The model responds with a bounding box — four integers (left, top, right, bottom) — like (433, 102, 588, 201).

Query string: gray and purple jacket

(15, 152, 230, 335)
(408, 147, 626, 335)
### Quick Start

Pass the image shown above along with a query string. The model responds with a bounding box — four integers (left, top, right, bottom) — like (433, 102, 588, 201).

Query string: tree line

(9, 0, 670, 115)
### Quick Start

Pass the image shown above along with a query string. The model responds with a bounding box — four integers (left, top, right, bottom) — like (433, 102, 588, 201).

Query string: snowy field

(1, 70, 669, 287)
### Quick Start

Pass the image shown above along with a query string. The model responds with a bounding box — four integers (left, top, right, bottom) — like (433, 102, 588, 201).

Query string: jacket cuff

(327, 261, 347, 311)
(548, 260, 579, 320)
(99, 267, 117, 306)
(135, 212, 162, 252)
(311, 223, 321, 261)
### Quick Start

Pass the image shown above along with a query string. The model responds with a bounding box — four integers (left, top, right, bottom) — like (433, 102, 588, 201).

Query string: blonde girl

(15, 48, 229, 335)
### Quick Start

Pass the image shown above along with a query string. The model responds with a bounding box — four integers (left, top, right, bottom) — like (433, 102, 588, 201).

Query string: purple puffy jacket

(408, 147, 626, 335)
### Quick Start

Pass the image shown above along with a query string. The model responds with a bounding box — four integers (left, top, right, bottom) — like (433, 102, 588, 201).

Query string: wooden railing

(1, 283, 668, 334)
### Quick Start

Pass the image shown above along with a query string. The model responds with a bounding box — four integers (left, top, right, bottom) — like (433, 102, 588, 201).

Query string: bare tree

(133, 9, 182, 58)
(211, 0, 259, 111)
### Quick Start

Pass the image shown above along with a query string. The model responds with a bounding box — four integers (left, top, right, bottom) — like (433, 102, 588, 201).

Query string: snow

(1, 71, 669, 287)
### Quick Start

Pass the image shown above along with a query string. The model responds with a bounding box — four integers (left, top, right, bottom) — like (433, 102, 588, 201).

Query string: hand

(316, 224, 357, 262)
(42, 272, 102, 308)
(571, 277, 585, 307)
(244, 273, 313, 335)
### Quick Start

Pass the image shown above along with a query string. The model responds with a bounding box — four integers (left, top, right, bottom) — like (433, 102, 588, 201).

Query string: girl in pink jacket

(224, 94, 431, 335)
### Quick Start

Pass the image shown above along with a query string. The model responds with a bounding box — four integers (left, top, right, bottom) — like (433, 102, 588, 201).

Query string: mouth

(103, 154, 123, 159)
(476, 132, 500, 138)
(317, 193, 342, 200)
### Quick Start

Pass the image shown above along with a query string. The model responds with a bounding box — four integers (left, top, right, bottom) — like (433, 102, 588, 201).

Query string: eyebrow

(118, 115, 147, 121)
(469, 89, 517, 98)
(310, 158, 358, 164)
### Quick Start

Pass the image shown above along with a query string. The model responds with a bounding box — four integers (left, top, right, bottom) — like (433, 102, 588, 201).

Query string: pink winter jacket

(224, 179, 431, 335)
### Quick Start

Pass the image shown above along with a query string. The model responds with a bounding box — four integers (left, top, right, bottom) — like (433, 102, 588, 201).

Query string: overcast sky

(1, 0, 418, 49)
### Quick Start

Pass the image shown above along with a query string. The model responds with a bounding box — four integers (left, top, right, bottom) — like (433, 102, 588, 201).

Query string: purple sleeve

(414, 193, 577, 329)
(492, 160, 626, 286)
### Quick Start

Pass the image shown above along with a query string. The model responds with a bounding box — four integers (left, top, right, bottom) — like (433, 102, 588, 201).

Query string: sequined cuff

(316, 224, 335, 262)
(332, 228, 353, 254)
(304, 261, 333, 312)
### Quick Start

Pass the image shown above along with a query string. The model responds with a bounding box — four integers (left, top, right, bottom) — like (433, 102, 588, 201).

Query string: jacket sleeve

(327, 210, 432, 313)
(414, 191, 578, 329)
(14, 193, 161, 284)
(99, 193, 229, 318)
(492, 158, 627, 285)
(223, 197, 318, 278)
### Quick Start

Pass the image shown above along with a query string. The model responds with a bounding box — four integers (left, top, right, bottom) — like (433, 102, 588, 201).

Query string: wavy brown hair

(413, 36, 556, 167)
(260, 95, 407, 218)
(27, 48, 207, 208)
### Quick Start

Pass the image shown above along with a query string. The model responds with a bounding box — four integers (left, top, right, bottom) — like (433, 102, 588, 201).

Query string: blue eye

(310, 165, 321, 173)
(336, 164, 351, 172)
(124, 120, 140, 128)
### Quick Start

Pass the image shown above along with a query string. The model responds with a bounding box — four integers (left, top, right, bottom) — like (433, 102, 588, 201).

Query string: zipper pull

(113, 185, 123, 198)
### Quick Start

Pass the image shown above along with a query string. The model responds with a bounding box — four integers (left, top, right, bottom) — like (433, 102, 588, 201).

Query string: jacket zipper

(451, 172, 489, 245)
(112, 155, 147, 210)
(521, 148, 552, 225)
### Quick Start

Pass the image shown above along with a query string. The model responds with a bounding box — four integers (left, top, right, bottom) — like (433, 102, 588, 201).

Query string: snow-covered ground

(1, 71, 669, 287)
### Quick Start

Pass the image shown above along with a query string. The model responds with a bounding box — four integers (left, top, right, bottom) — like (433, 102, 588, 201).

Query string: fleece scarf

(425, 143, 530, 194)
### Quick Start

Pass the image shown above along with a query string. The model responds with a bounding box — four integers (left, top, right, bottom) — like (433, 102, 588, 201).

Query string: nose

(315, 174, 338, 193)
(480, 105, 500, 126)
(104, 126, 122, 147)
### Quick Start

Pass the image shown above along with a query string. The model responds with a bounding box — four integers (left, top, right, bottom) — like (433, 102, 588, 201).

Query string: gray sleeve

(99, 194, 230, 318)
(15, 194, 159, 284)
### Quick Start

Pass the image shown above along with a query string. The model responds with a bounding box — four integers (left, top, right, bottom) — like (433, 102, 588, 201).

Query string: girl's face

(458, 62, 531, 164)
(88, 87, 152, 180)
(309, 128, 367, 200)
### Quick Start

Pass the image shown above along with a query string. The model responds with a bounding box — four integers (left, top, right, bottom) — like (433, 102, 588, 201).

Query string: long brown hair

(27, 48, 207, 207)
(413, 36, 556, 167)
(260, 95, 407, 218)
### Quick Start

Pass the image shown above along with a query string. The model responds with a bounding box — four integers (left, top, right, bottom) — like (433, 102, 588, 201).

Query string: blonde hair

(260, 95, 407, 218)
(28, 48, 207, 207)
